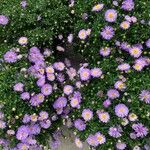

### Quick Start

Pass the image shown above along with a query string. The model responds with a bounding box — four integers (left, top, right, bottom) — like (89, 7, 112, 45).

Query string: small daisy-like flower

(139, 90, 150, 104)
(78, 29, 87, 40)
(128, 113, 138, 121)
(129, 47, 142, 58)
(115, 104, 129, 118)
(118, 63, 130, 71)
(116, 142, 126, 150)
(41, 84, 52, 96)
(120, 21, 130, 30)
(0, 15, 9, 25)
(82, 109, 93, 121)
(47, 73, 55, 81)
(107, 89, 120, 99)
(86, 134, 99, 147)
(30, 114, 38, 122)
(18, 37, 28, 45)
(99, 47, 111, 57)
(39, 111, 49, 121)
(53, 62, 65, 71)
(95, 132, 106, 145)
(92, 3, 104, 12)
(63, 85, 73, 95)
(75, 138, 83, 149)
(4, 51, 17, 63)
(132, 123, 148, 138)
(13, 82, 24, 92)
(0, 120, 6, 129)
(105, 9, 117, 22)
(97, 111, 110, 123)
(133, 63, 143, 71)
(121, 0, 134, 11)
(70, 97, 80, 108)
(46, 66, 54, 74)
(108, 126, 122, 138)
(91, 68, 102, 78)
(74, 119, 86, 131)
(114, 81, 126, 91)
(101, 26, 115, 40)
(80, 68, 91, 81)
(146, 39, 150, 48)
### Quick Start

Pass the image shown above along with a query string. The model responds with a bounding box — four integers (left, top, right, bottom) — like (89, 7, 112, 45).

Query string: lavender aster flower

(118, 63, 130, 71)
(108, 126, 122, 138)
(0, 15, 9, 25)
(41, 84, 52, 96)
(121, 0, 134, 11)
(16, 125, 29, 140)
(21, 1, 27, 8)
(82, 109, 93, 121)
(99, 47, 111, 57)
(63, 85, 73, 95)
(115, 104, 129, 118)
(80, 68, 91, 81)
(139, 90, 150, 104)
(105, 9, 117, 22)
(107, 89, 120, 99)
(30, 93, 45, 106)
(95, 132, 106, 145)
(146, 39, 150, 48)
(13, 83, 24, 92)
(101, 26, 115, 40)
(21, 92, 30, 100)
(132, 123, 148, 138)
(0, 120, 6, 129)
(53, 97, 67, 109)
(22, 114, 30, 124)
(50, 140, 61, 150)
(39, 111, 49, 121)
(40, 119, 51, 129)
(86, 134, 99, 147)
(91, 68, 102, 78)
(116, 142, 127, 150)
(28, 124, 41, 135)
(74, 119, 86, 131)
(4, 51, 17, 63)
(17, 143, 29, 150)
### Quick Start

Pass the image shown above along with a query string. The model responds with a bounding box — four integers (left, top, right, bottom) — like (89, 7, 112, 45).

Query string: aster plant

(0, 0, 150, 150)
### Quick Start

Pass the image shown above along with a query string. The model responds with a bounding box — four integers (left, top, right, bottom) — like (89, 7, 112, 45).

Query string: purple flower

(79, 68, 91, 81)
(132, 123, 148, 138)
(39, 111, 49, 121)
(97, 111, 110, 123)
(53, 62, 65, 71)
(20, 1, 27, 8)
(17, 143, 29, 150)
(53, 97, 67, 109)
(121, 0, 134, 11)
(103, 99, 111, 108)
(118, 63, 130, 71)
(146, 39, 150, 48)
(120, 21, 130, 30)
(21, 92, 30, 100)
(139, 90, 150, 104)
(107, 89, 120, 99)
(82, 109, 93, 121)
(30, 93, 45, 106)
(116, 142, 127, 150)
(41, 84, 52, 96)
(18, 37, 28, 45)
(70, 96, 81, 108)
(63, 85, 73, 95)
(95, 132, 106, 145)
(49, 140, 61, 149)
(86, 134, 99, 147)
(40, 119, 51, 129)
(105, 9, 117, 22)
(0, 120, 6, 129)
(99, 47, 111, 57)
(13, 83, 24, 92)
(56, 73, 65, 82)
(74, 119, 86, 131)
(0, 15, 9, 25)
(91, 68, 102, 78)
(28, 124, 41, 135)
(115, 104, 129, 118)
(101, 26, 115, 40)
(78, 29, 87, 40)
(36, 77, 45, 87)
(16, 125, 29, 141)
(4, 51, 17, 63)
(129, 47, 142, 58)
(22, 114, 30, 124)
(108, 126, 122, 138)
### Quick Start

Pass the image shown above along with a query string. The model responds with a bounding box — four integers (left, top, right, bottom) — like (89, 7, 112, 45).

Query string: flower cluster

(0, 0, 150, 150)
